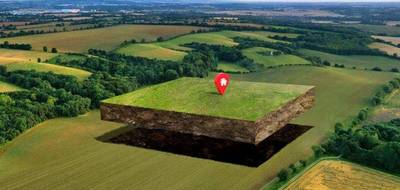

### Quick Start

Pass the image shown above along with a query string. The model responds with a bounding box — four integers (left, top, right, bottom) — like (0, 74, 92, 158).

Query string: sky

(225, 0, 400, 2)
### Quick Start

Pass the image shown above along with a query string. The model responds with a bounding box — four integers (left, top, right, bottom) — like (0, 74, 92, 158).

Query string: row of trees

(322, 119, 400, 173)
(4, 69, 137, 108)
(0, 41, 31, 50)
(371, 78, 400, 106)
(0, 69, 92, 144)
(184, 42, 261, 72)
(319, 78, 400, 173)
(52, 49, 217, 86)
(0, 57, 142, 144)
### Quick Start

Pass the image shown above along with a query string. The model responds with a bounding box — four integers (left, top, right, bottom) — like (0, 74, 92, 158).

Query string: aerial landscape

(0, 0, 400, 189)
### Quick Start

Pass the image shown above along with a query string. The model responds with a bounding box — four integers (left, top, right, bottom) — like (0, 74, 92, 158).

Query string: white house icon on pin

(220, 78, 227, 87)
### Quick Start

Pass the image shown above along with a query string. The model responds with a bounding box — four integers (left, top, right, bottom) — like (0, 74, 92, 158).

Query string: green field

(115, 30, 298, 60)
(217, 62, 250, 73)
(384, 89, 400, 108)
(6, 62, 92, 81)
(0, 25, 204, 52)
(0, 81, 23, 92)
(116, 43, 187, 61)
(344, 24, 400, 36)
(222, 66, 396, 185)
(103, 77, 312, 121)
(0, 66, 395, 190)
(0, 110, 264, 190)
(243, 47, 310, 67)
(299, 49, 400, 70)
(370, 89, 400, 123)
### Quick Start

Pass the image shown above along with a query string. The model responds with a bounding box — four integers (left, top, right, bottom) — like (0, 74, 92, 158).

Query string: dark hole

(96, 124, 313, 167)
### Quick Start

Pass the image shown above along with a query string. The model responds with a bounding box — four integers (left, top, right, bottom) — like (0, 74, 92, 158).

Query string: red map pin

(214, 73, 230, 95)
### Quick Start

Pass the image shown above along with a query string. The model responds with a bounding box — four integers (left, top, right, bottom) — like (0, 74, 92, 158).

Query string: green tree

(165, 69, 179, 81)
(157, 36, 164, 42)
(0, 94, 14, 106)
(43, 46, 47, 52)
(277, 169, 289, 181)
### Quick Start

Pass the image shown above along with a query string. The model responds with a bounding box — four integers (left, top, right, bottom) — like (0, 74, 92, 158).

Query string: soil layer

(97, 124, 312, 167)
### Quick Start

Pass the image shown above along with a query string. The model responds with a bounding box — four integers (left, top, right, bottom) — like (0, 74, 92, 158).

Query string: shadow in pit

(96, 124, 313, 167)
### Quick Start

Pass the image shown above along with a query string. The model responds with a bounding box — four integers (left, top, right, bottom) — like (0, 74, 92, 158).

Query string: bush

(372, 67, 382, 71)
(277, 169, 289, 181)
(391, 68, 399, 73)
(51, 48, 58, 53)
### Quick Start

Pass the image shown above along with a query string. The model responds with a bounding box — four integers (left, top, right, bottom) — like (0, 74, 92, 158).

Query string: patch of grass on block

(101, 77, 315, 144)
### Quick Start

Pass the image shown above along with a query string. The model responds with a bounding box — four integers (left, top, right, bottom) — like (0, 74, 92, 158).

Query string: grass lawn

(299, 49, 400, 71)
(6, 62, 91, 81)
(369, 42, 400, 57)
(283, 160, 400, 190)
(0, 66, 396, 190)
(103, 77, 313, 121)
(243, 47, 310, 67)
(115, 43, 187, 61)
(0, 81, 23, 93)
(217, 62, 250, 73)
(0, 25, 204, 52)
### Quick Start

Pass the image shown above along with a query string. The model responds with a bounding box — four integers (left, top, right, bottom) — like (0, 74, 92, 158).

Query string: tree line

(0, 41, 31, 50)
(52, 49, 217, 86)
(184, 42, 261, 72)
(0, 66, 140, 144)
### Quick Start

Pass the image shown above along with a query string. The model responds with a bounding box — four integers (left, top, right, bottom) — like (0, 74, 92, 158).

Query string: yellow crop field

(0, 48, 91, 80)
(369, 42, 400, 57)
(0, 48, 56, 64)
(0, 81, 23, 92)
(284, 160, 400, 190)
(372, 35, 400, 45)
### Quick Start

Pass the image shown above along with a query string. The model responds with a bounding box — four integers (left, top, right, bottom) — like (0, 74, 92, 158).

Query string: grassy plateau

(103, 77, 313, 121)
